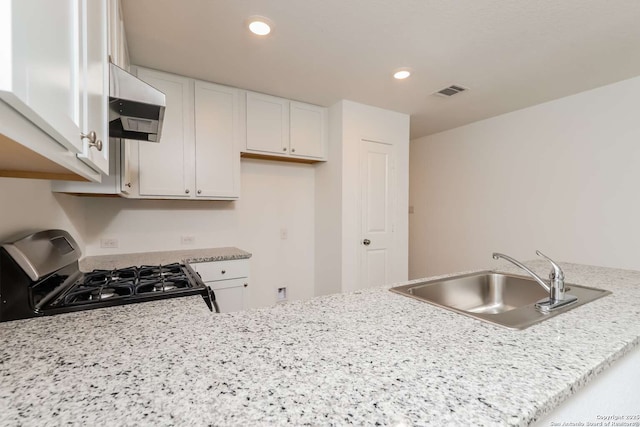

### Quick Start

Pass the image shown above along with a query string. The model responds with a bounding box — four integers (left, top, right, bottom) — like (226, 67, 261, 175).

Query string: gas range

(0, 230, 217, 323)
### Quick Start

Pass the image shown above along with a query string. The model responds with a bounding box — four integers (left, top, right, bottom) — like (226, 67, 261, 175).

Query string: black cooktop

(0, 230, 217, 323)
(61, 263, 192, 305)
(35, 263, 214, 315)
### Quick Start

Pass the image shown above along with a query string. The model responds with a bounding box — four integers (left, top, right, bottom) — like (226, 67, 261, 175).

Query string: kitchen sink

(390, 271, 610, 329)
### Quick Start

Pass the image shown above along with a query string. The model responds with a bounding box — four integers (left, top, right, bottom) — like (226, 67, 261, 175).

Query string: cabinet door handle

(185, 189, 190, 194)
(81, 131, 103, 151)
(282, 147, 287, 152)
(221, 270, 226, 274)
(363, 239, 371, 246)
(243, 283, 248, 288)
(125, 182, 132, 188)
(197, 190, 202, 194)
(291, 148, 296, 153)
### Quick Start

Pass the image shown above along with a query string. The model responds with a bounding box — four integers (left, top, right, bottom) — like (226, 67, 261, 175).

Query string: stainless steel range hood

(109, 63, 166, 142)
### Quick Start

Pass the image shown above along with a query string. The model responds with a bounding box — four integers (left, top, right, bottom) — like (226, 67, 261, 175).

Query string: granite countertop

(79, 247, 252, 271)
(1, 261, 639, 426)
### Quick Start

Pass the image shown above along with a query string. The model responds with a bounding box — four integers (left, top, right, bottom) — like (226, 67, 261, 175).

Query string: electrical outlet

(277, 287, 287, 302)
(100, 238, 119, 249)
(280, 228, 288, 240)
(181, 235, 195, 245)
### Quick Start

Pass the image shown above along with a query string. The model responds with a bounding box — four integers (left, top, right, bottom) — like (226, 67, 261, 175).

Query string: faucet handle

(535, 250, 564, 280)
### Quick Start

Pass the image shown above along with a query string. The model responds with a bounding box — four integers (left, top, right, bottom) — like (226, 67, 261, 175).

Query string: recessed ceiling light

(393, 69, 412, 80)
(247, 16, 272, 36)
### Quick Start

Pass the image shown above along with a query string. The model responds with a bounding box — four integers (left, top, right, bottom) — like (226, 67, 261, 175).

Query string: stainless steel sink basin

(390, 271, 610, 329)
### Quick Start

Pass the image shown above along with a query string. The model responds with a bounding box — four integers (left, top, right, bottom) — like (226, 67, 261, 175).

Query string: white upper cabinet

(290, 101, 327, 159)
(77, 0, 109, 174)
(124, 68, 240, 200)
(136, 68, 192, 198)
(243, 91, 327, 163)
(1, 0, 83, 154)
(0, 0, 109, 179)
(246, 92, 290, 155)
(194, 81, 241, 199)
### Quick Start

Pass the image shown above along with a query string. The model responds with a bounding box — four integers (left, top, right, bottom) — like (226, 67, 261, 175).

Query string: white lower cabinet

(191, 259, 249, 313)
(208, 278, 248, 313)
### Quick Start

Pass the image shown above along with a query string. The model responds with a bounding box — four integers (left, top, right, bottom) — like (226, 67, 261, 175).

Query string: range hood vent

(109, 63, 166, 142)
(433, 85, 468, 97)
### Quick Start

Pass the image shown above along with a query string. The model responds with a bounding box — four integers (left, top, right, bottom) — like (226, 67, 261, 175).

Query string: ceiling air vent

(433, 85, 468, 97)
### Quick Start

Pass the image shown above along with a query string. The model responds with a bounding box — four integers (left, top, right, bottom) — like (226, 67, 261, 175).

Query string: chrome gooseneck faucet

(492, 250, 577, 313)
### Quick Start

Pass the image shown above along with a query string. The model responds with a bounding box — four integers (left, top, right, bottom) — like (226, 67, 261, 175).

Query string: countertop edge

(528, 336, 640, 425)
(79, 247, 252, 271)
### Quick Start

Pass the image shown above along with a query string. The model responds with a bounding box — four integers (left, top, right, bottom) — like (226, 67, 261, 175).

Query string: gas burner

(84, 267, 138, 286)
(89, 287, 116, 300)
(136, 276, 189, 294)
(153, 283, 177, 292)
(138, 263, 183, 279)
(63, 282, 133, 306)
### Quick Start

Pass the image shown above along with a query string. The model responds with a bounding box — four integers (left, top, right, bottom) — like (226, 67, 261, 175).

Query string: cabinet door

(245, 92, 289, 155)
(136, 68, 193, 197)
(290, 101, 327, 159)
(1, 0, 83, 154)
(208, 278, 247, 313)
(194, 81, 240, 199)
(77, 0, 109, 174)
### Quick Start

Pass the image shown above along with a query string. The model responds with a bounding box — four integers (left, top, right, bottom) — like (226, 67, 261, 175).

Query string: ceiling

(122, 0, 640, 139)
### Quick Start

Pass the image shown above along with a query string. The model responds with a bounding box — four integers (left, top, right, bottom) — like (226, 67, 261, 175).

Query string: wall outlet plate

(277, 287, 287, 302)
(100, 238, 119, 248)
(181, 235, 195, 245)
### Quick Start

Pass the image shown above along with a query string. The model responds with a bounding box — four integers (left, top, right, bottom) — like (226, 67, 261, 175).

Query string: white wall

(314, 102, 343, 296)
(409, 76, 640, 278)
(82, 159, 315, 309)
(0, 177, 85, 251)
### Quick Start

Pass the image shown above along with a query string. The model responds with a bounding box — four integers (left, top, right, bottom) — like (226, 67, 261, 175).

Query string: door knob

(362, 239, 371, 246)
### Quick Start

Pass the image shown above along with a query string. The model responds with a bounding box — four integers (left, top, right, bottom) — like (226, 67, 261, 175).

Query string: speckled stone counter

(1, 261, 639, 426)
(79, 247, 251, 271)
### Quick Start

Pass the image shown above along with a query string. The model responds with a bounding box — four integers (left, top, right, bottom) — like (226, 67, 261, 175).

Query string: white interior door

(360, 139, 395, 289)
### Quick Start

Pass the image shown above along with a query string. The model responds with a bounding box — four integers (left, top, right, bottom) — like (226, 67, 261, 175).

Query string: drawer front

(207, 277, 248, 291)
(192, 259, 249, 281)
